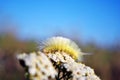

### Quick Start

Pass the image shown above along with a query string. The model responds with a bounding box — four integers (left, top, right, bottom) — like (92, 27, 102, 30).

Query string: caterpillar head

(40, 36, 83, 60)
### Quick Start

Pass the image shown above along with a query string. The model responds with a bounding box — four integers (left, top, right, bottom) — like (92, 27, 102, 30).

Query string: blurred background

(0, 0, 120, 80)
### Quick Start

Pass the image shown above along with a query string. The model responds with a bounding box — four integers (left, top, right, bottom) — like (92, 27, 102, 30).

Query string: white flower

(17, 36, 100, 80)
(17, 51, 57, 80)
(46, 52, 100, 80)
(29, 67, 36, 75)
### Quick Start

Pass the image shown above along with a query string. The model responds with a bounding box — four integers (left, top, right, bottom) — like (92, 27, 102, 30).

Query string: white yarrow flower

(17, 52, 57, 80)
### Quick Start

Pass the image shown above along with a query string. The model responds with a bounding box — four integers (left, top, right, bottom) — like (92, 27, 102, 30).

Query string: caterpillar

(40, 36, 82, 60)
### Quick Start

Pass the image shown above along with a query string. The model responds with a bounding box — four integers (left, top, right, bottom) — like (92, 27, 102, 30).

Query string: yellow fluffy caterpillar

(41, 36, 83, 60)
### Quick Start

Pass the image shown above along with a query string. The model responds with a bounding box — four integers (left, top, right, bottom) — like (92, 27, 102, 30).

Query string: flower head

(17, 52, 57, 80)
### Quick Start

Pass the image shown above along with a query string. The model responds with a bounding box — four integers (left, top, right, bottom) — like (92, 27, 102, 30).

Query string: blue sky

(0, 0, 120, 44)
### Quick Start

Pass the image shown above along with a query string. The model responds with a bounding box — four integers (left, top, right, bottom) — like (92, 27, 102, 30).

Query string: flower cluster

(17, 36, 101, 80)
(17, 52, 57, 80)
(46, 52, 100, 80)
